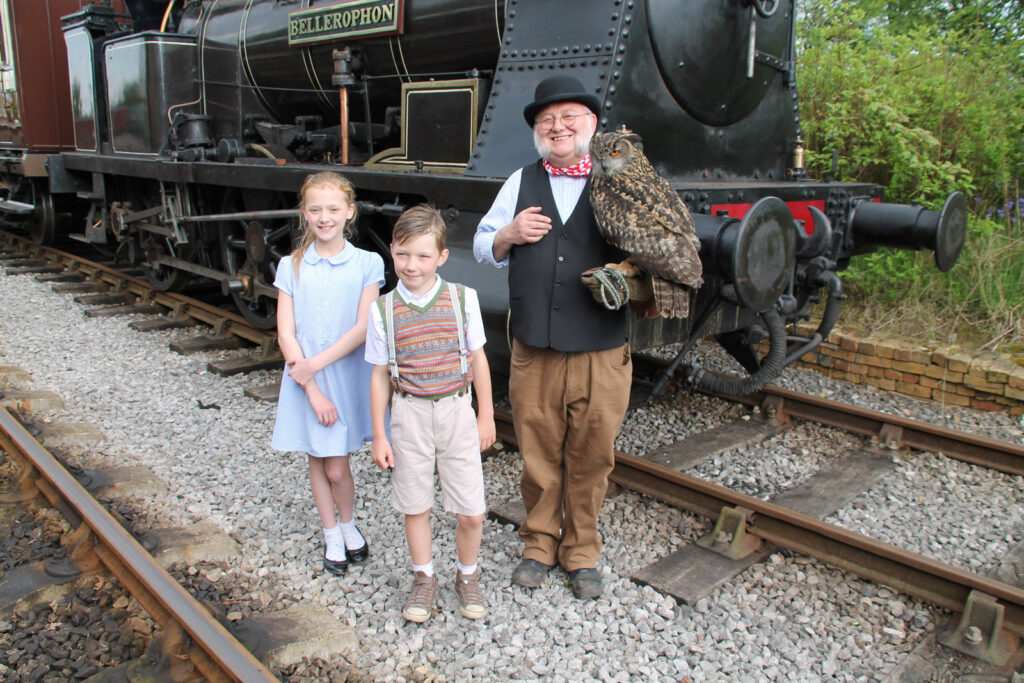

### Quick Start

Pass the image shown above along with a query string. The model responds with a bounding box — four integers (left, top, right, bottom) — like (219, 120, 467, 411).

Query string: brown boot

(402, 571, 437, 623)
(454, 568, 487, 619)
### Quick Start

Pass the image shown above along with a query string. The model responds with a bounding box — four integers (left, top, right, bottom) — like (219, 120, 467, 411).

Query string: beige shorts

(389, 391, 487, 516)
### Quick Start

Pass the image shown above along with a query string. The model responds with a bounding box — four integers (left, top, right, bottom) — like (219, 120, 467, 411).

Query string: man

(473, 75, 632, 600)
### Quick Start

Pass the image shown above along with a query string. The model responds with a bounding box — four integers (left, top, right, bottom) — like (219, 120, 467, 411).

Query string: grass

(836, 217, 1024, 364)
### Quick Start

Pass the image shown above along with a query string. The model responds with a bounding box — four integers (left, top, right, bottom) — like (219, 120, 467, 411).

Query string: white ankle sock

(339, 519, 365, 549)
(457, 561, 478, 575)
(412, 561, 434, 576)
(323, 525, 346, 562)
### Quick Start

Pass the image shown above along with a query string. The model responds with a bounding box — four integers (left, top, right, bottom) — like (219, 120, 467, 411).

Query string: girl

(271, 171, 384, 575)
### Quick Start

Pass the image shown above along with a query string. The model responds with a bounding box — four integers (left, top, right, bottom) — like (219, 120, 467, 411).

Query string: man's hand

(506, 206, 552, 244)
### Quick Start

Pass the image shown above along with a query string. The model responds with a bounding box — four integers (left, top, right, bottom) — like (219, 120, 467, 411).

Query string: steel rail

(0, 407, 277, 682)
(609, 450, 1024, 635)
(491, 408, 1024, 635)
(729, 385, 1024, 476)
(631, 355, 1024, 475)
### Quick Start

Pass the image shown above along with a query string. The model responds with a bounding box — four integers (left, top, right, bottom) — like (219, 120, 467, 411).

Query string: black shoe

(569, 568, 602, 599)
(511, 559, 552, 588)
(323, 554, 349, 575)
(347, 538, 369, 563)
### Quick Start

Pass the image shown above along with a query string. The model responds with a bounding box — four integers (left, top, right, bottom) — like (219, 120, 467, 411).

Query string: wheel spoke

(268, 225, 292, 242)
(216, 190, 289, 330)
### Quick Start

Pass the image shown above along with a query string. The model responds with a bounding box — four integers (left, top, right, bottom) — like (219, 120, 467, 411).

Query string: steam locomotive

(0, 0, 966, 394)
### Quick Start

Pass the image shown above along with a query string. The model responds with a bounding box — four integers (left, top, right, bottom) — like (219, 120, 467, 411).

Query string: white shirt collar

(301, 240, 352, 265)
(396, 276, 442, 306)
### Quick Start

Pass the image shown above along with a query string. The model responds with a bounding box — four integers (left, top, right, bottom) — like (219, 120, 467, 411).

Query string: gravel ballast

(1, 271, 1022, 682)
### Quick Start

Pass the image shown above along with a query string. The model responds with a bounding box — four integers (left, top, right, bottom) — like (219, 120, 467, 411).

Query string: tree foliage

(797, 0, 1024, 346)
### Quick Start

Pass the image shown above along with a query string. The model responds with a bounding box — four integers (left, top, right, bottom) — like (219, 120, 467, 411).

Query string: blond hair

(392, 203, 446, 252)
(291, 172, 358, 278)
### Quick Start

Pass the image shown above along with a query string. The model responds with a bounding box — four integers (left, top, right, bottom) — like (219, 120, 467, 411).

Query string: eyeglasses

(534, 111, 593, 129)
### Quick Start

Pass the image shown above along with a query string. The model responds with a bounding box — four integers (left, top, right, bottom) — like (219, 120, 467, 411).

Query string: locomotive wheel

(129, 192, 192, 293)
(217, 188, 295, 329)
(26, 182, 56, 245)
(141, 233, 190, 292)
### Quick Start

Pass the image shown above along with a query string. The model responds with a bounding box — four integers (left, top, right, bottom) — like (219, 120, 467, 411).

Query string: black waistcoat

(507, 160, 627, 352)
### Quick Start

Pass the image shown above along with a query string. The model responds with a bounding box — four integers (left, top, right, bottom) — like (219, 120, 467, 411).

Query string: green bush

(797, 0, 1024, 348)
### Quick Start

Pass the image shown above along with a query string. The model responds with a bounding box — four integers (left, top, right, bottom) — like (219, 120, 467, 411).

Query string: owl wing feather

(591, 172, 702, 289)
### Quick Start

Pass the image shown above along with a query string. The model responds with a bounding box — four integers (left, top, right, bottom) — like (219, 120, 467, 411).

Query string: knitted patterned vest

(381, 281, 472, 398)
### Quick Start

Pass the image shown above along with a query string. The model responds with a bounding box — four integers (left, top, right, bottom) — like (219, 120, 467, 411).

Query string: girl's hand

(477, 415, 496, 452)
(307, 387, 337, 427)
(371, 439, 394, 470)
(287, 357, 317, 387)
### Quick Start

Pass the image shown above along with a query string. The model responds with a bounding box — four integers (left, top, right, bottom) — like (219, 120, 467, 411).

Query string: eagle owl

(590, 128, 702, 318)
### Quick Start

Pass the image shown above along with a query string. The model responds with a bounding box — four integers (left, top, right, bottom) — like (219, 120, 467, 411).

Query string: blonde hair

(291, 172, 358, 278)
(392, 203, 446, 252)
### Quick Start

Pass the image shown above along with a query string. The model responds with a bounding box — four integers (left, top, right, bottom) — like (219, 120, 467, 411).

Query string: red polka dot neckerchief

(543, 155, 592, 177)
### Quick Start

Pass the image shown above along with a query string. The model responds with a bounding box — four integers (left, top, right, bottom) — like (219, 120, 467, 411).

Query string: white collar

(396, 276, 442, 305)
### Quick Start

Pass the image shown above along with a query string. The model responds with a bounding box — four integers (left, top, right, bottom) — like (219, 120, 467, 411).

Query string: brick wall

(773, 324, 1024, 416)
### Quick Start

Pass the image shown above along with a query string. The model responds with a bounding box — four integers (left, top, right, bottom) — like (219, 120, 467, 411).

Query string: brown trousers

(508, 340, 632, 571)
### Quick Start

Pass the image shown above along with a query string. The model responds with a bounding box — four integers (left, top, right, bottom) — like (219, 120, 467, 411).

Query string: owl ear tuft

(625, 133, 644, 152)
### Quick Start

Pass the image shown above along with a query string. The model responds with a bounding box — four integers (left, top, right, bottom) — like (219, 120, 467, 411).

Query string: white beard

(534, 129, 594, 161)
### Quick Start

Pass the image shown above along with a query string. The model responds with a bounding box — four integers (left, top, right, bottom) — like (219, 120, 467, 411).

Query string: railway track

(4, 228, 1024, 672)
(0, 406, 277, 681)
(488, 387, 1024, 667)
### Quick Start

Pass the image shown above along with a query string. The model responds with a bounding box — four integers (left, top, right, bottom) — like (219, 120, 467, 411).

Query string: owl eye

(610, 150, 620, 156)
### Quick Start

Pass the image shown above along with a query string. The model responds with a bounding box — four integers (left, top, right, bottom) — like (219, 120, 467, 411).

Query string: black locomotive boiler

(0, 0, 967, 394)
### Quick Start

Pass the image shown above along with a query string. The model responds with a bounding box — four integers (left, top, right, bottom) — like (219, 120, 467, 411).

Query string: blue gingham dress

(270, 242, 384, 457)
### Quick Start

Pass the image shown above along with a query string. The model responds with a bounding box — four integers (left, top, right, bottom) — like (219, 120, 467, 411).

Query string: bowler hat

(522, 76, 601, 126)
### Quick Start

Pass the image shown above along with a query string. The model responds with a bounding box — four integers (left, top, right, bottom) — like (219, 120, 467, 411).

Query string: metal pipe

(177, 209, 299, 223)
(340, 87, 350, 165)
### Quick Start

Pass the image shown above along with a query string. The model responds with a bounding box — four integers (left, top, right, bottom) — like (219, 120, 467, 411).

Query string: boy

(366, 204, 496, 622)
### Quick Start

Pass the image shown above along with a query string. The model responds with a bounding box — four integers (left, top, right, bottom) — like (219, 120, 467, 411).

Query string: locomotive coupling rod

(178, 208, 299, 223)
(0, 407, 277, 681)
(0, 199, 35, 215)
(610, 450, 1024, 637)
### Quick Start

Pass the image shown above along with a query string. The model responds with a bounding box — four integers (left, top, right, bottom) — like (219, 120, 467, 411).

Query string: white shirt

(473, 167, 589, 268)
(364, 276, 486, 366)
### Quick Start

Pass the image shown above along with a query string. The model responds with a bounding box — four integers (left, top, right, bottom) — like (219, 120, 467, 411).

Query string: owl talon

(604, 259, 642, 278)
(581, 265, 655, 308)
